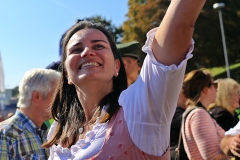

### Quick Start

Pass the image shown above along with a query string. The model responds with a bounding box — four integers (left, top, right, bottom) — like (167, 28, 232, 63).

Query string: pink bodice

(90, 107, 170, 160)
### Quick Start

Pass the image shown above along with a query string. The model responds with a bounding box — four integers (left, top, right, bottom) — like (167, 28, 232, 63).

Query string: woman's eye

(94, 44, 104, 50)
(71, 48, 83, 54)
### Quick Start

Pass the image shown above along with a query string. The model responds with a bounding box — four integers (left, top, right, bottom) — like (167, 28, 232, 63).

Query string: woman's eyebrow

(72, 42, 82, 47)
(91, 39, 108, 43)
(69, 39, 108, 49)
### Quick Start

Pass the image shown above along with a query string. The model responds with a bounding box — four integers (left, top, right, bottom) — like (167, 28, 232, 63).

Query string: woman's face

(207, 80, 218, 103)
(230, 87, 240, 109)
(64, 28, 120, 87)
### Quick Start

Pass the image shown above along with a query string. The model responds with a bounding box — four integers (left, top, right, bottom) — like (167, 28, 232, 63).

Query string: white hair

(17, 68, 61, 108)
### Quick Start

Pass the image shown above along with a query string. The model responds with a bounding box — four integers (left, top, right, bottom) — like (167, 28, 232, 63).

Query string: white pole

(213, 3, 230, 78)
(218, 9, 230, 78)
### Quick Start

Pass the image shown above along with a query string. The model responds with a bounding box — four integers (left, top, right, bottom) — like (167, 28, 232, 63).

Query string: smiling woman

(42, 0, 206, 158)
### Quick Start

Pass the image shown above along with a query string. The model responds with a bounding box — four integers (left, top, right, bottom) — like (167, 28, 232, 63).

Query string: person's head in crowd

(0, 115, 4, 122)
(182, 68, 217, 108)
(210, 78, 240, 115)
(117, 41, 141, 87)
(17, 68, 61, 127)
(46, 61, 61, 72)
(7, 112, 14, 119)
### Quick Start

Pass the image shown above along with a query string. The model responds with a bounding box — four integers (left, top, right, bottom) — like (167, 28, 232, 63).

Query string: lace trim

(53, 118, 108, 156)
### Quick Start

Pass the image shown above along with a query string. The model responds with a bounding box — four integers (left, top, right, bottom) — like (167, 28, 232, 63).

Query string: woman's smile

(80, 62, 101, 70)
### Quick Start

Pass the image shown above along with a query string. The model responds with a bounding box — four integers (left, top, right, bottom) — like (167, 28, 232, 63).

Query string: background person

(170, 92, 188, 160)
(0, 68, 60, 160)
(181, 69, 229, 160)
(208, 78, 240, 131)
(117, 41, 141, 87)
(7, 112, 14, 119)
(43, 0, 206, 158)
(44, 61, 62, 129)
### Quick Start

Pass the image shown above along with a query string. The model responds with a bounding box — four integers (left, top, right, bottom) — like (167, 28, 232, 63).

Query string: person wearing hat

(117, 41, 141, 87)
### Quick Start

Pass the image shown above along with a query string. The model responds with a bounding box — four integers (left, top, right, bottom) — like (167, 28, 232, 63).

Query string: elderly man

(117, 41, 142, 87)
(0, 68, 60, 160)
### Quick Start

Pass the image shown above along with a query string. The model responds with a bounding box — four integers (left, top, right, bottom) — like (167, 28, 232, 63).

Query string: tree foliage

(122, 0, 240, 74)
(188, 0, 240, 74)
(86, 15, 124, 43)
(122, 0, 169, 61)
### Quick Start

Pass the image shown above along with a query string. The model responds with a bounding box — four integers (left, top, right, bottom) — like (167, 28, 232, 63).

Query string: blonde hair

(209, 78, 240, 112)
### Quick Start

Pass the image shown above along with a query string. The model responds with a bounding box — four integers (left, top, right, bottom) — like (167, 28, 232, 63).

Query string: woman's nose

(80, 47, 96, 57)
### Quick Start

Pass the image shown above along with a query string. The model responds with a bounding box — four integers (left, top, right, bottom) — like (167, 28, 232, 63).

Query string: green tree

(187, 0, 240, 74)
(86, 15, 123, 43)
(122, 0, 169, 61)
(122, 0, 240, 74)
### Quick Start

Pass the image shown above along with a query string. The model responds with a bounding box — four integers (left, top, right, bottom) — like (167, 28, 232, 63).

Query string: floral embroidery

(117, 144, 123, 149)
(124, 151, 128, 155)
(109, 156, 114, 160)
(118, 120, 122, 124)
(110, 131, 114, 136)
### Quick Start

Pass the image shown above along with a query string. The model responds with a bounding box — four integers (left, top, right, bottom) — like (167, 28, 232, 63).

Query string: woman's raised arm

(152, 0, 206, 65)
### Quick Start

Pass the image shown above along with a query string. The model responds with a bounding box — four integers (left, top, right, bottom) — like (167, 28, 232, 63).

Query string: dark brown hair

(43, 21, 127, 148)
(182, 68, 213, 106)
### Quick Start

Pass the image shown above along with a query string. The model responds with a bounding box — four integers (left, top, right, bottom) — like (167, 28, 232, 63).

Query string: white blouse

(47, 27, 194, 159)
(225, 121, 240, 136)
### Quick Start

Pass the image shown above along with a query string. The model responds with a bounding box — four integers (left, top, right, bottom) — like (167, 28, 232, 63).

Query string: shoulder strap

(175, 107, 197, 160)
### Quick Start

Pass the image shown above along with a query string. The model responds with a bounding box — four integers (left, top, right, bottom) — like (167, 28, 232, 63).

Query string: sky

(0, 0, 128, 89)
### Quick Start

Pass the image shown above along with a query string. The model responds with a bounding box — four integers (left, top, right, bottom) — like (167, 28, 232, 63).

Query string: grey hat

(117, 41, 140, 60)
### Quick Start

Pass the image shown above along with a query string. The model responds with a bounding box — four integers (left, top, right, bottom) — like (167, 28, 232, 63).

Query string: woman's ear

(114, 59, 120, 77)
(65, 71, 73, 85)
(202, 86, 209, 94)
(68, 77, 73, 85)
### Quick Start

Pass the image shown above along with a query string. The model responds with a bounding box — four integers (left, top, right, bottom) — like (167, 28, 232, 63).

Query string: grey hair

(17, 68, 61, 108)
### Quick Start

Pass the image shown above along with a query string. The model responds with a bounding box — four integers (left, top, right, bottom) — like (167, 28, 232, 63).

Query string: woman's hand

(221, 134, 240, 157)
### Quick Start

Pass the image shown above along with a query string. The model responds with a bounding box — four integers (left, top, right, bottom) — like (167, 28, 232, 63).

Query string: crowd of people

(1, 0, 240, 159)
(170, 71, 240, 160)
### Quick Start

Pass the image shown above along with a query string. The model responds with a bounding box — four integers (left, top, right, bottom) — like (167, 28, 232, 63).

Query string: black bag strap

(175, 107, 197, 160)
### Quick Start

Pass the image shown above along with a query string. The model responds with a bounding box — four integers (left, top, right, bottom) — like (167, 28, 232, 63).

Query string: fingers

(230, 135, 240, 157)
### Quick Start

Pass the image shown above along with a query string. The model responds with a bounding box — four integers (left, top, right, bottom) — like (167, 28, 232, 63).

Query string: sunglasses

(209, 82, 218, 89)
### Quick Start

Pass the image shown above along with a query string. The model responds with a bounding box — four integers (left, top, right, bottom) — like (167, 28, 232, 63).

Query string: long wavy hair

(43, 21, 127, 148)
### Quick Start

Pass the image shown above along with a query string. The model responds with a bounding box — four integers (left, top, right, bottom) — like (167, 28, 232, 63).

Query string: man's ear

(32, 91, 41, 102)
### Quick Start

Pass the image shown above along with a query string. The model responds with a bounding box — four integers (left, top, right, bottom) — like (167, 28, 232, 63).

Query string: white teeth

(81, 62, 100, 69)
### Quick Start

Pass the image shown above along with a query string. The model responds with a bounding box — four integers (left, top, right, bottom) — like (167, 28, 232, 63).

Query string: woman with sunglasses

(208, 78, 240, 131)
(181, 69, 229, 160)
